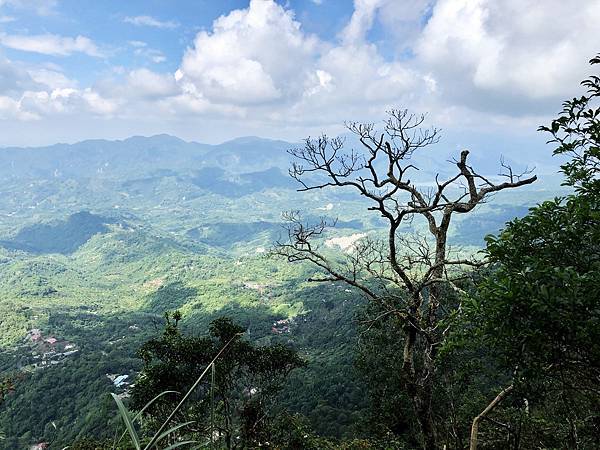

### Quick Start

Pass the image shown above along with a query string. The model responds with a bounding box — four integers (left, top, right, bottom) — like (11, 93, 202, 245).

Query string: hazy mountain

(0, 134, 294, 181)
(0, 132, 560, 183)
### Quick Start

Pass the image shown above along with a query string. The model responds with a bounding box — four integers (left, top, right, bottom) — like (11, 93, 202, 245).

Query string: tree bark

(416, 369, 437, 450)
(470, 384, 514, 450)
(403, 320, 438, 450)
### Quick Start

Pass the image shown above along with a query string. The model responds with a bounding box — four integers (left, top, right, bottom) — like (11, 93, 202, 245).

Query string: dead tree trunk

(272, 109, 536, 449)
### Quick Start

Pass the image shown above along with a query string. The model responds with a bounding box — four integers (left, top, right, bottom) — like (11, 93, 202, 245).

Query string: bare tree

(271, 109, 536, 450)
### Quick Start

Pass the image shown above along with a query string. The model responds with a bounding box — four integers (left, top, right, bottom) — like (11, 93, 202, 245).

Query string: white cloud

(340, 0, 382, 44)
(128, 41, 166, 64)
(340, 0, 431, 49)
(416, 0, 600, 113)
(2, 0, 599, 147)
(0, 94, 30, 119)
(0, 33, 103, 57)
(0, 55, 116, 120)
(128, 40, 147, 48)
(176, 0, 320, 106)
(0, 55, 41, 94)
(80, 88, 118, 115)
(174, 0, 423, 125)
(123, 15, 178, 29)
(27, 67, 74, 89)
(125, 68, 178, 99)
(0, 15, 15, 22)
(18, 87, 118, 117)
(16, 84, 121, 118)
(150, 53, 166, 64)
(0, 0, 57, 16)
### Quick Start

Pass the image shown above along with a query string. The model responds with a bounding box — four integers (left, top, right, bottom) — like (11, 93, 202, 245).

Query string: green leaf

(116, 390, 180, 446)
(161, 441, 197, 450)
(155, 421, 196, 445)
(111, 393, 141, 450)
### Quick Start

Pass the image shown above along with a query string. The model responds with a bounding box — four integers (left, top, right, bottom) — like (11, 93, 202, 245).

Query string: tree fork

(469, 384, 514, 450)
(274, 109, 536, 449)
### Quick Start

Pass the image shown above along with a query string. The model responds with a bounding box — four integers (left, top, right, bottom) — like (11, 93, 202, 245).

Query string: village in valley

(18, 329, 79, 371)
(17, 328, 132, 395)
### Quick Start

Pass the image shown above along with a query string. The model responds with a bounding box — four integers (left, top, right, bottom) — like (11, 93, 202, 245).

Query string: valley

(0, 135, 563, 447)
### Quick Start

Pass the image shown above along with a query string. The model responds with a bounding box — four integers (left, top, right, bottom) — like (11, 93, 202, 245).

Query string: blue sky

(0, 0, 599, 155)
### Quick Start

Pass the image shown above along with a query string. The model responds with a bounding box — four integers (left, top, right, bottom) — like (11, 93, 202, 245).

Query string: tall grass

(111, 333, 242, 450)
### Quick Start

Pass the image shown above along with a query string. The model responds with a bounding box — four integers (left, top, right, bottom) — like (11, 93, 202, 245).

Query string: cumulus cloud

(123, 15, 178, 29)
(0, 33, 103, 57)
(0, 54, 117, 120)
(177, 0, 320, 106)
(3, 0, 600, 145)
(174, 0, 423, 126)
(0, 0, 57, 16)
(18, 87, 118, 116)
(416, 0, 600, 114)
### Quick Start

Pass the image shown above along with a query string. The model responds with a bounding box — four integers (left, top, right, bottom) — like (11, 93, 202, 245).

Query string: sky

(0, 0, 599, 150)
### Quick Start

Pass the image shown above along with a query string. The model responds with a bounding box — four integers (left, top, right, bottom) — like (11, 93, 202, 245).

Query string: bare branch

(272, 110, 538, 445)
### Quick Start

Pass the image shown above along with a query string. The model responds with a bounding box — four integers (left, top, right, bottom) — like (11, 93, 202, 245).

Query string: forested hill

(0, 133, 564, 448)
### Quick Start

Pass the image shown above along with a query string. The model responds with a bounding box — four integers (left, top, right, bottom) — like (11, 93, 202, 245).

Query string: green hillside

(0, 135, 565, 448)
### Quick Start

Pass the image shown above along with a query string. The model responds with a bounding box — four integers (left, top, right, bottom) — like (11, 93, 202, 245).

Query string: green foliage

(271, 413, 408, 449)
(447, 54, 600, 448)
(130, 313, 304, 448)
(475, 195, 600, 378)
(67, 437, 118, 449)
(0, 377, 14, 406)
(0, 211, 117, 255)
(539, 53, 600, 193)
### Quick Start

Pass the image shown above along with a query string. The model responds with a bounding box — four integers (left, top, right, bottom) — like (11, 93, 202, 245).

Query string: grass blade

(134, 390, 180, 421)
(161, 441, 197, 450)
(155, 421, 195, 445)
(143, 332, 242, 450)
(115, 390, 180, 446)
(111, 393, 141, 450)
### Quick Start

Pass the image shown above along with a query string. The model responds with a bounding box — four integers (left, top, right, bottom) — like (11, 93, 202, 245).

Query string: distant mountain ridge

(0, 132, 562, 190)
(0, 134, 296, 180)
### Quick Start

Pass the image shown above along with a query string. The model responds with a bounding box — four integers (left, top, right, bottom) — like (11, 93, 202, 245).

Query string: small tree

(273, 110, 536, 449)
(131, 313, 304, 449)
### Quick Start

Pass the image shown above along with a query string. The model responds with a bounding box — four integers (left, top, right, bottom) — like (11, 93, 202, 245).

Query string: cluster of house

(22, 329, 79, 370)
(106, 373, 133, 398)
(106, 373, 130, 388)
(271, 318, 293, 334)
